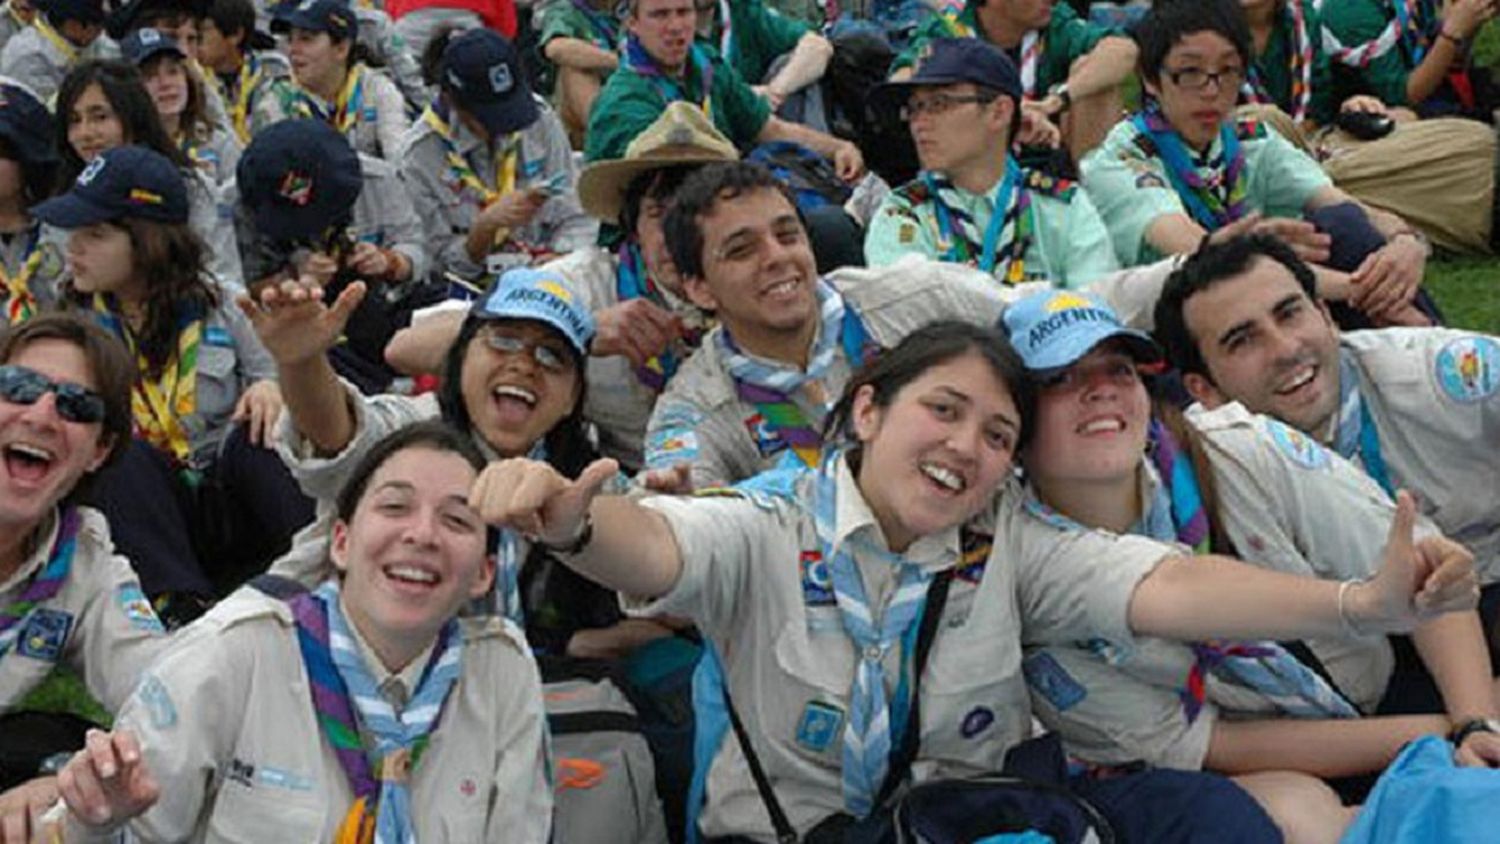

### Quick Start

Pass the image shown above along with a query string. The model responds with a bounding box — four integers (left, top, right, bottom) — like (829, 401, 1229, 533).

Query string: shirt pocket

(205, 782, 322, 843)
(193, 342, 241, 438)
(771, 613, 854, 765)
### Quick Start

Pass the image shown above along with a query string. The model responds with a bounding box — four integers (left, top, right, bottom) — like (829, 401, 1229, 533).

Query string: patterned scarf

(921, 157, 1035, 284)
(1131, 106, 1249, 231)
(2, 226, 43, 326)
(421, 101, 518, 209)
(92, 295, 204, 466)
(0, 507, 80, 656)
(1320, 0, 1431, 68)
(812, 448, 933, 817)
(488, 439, 547, 624)
(1018, 30, 1045, 98)
(621, 35, 713, 116)
(292, 581, 463, 844)
(32, 14, 76, 62)
(1284, 0, 1314, 123)
(719, 281, 869, 468)
(1332, 348, 1394, 496)
(215, 54, 267, 145)
(294, 64, 367, 135)
(616, 241, 699, 392)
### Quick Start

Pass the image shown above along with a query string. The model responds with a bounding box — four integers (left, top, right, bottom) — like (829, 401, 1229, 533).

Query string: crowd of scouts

(0, 0, 1496, 839)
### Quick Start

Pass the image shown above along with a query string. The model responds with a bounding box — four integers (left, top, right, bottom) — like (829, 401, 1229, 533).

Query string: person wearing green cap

(1004, 286, 1500, 843)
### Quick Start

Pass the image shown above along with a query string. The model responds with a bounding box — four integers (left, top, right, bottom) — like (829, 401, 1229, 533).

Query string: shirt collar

(0, 507, 55, 595)
(338, 592, 436, 709)
(830, 455, 961, 573)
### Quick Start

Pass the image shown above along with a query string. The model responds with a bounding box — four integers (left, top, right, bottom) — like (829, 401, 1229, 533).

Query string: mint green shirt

(1081, 116, 1332, 266)
(864, 168, 1119, 289)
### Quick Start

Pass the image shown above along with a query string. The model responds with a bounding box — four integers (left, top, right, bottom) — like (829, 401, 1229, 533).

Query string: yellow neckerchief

(1, 226, 42, 325)
(421, 105, 520, 246)
(205, 55, 262, 145)
(31, 14, 76, 62)
(92, 293, 203, 464)
(311, 64, 364, 134)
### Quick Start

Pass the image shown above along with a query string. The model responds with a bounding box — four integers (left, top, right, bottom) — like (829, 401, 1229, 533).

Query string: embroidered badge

(16, 608, 72, 662)
(489, 63, 514, 94)
(743, 412, 788, 457)
(1434, 336, 1498, 403)
(1022, 651, 1086, 712)
(960, 706, 994, 739)
(227, 757, 256, 788)
(646, 426, 699, 467)
(800, 550, 834, 606)
(77, 157, 106, 186)
(138, 675, 177, 729)
(277, 170, 314, 206)
(794, 700, 844, 753)
(257, 766, 314, 792)
(115, 583, 164, 632)
(898, 223, 916, 244)
(1135, 172, 1167, 189)
(1266, 419, 1329, 470)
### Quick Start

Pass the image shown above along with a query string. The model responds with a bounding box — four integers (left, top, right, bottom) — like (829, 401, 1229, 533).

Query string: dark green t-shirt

(893, 1, 1113, 94)
(1320, 0, 1435, 106)
(584, 46, 772, 162)
(1251, 1, 1336, 124)
(535, 0, 622, 51)
(701, 0, 812, 83)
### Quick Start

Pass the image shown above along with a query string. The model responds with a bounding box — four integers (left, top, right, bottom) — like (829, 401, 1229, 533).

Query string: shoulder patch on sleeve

(1235, 114, 1268, 141)
(646, 405, 704, 469)
(893, 178, 931, 206)
(1022, 650, 1087, 712)
(1024, 169, 1077, 200)
(1264, 418, 1330, 470)
(137, 674, 178, 729)
(115, 583, 165, 632)
(1433, 335, 1499, 403)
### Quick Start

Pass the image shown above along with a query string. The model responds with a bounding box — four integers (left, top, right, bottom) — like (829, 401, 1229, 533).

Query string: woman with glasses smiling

(0, 312, 169, 840)
(1081, 0, 1438, 330)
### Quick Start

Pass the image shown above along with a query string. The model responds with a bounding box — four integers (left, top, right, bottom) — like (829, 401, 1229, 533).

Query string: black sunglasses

(0, 365, 107, 424)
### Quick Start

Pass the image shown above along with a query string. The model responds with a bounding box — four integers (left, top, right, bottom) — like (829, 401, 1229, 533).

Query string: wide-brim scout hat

(469, 266, 596, 357)
(439, 27, 538, 139)
(33, 145, 189, 227)
(870, 37, 1023, 117)
(576, 101, 738, 224)
(1002, 289, 1162, 373)
(235, 118, 362, 242)
(0, 84, 58, 168)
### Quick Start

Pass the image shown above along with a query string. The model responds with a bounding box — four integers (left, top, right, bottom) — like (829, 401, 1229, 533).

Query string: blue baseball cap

(119, 27, 185, 65)
(1002, 290, 1162, 372)
(470, 268, 595, 357)
(270, 0, 354, 41)
(33, 146, 189, 228)
(236, 119, 362, 242)
(438, 28, 537, 138)
(0, 84, 58, 169)
(872, 38, 1023, 115)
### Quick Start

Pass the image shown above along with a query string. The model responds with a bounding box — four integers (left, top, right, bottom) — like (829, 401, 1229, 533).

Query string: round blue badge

(960, 706, 994, 739)
(1266, 419, 1329, 470)
(1434, 336, 1499, 404)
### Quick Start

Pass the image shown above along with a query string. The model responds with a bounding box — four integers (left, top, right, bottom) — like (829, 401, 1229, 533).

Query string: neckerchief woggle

(1333, 348, 1394, 497)
(622, 34, 713, 117)
(1024, 421, 1357, 722)
(812, 447, 932, 817)
(2, 225, 44, 326)
(719, 281, 872, 468)
(291, 580, 462, 844)
(1130, 106, 1249, 230)
(92, 294, 204, 466)
(295, 64, 366, 135)
(616, 241, 699, 392)
(922, 157, 1035, 284)
(0, 507, 81, 657)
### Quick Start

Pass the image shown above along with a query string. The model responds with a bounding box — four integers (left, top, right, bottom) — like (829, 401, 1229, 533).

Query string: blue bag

(1340, 735, 1500, 844)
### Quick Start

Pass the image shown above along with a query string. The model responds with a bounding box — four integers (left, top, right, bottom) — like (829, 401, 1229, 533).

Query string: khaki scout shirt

(252, 64, 409, 161)
(1333, 328, 1500, 584)
(629, 465, 1171, 841)
(397, 98, 596, 282)
(1024, 403, 1441, 769)
(0, 507, 166, 715)
(80, 587, 550, 843)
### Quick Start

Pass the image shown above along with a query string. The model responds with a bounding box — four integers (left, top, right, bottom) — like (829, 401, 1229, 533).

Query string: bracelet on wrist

(1439, 29, 1467, 47)
(1449, 717, 1500, 746)
(1337, 578, 1367, 637)
(540, 512, 595, 555)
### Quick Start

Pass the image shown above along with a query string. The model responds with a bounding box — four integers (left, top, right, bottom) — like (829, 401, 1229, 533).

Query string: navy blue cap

(270, 0, 354, 41)
(873, 38, 1023, 114)
(39, 0, 107, 25)
(105, 0, 209, 40)
(439, 28, 537, 138)
(119, 27, 186, 65)
(236, 119, 362, 242)
(0, 84, 58, 168)
(1002, 290, 1161, 372)
(33, 146, 189, 228)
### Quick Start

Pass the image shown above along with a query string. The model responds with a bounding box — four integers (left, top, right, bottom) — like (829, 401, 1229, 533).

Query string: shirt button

(864, 645, 882, 662)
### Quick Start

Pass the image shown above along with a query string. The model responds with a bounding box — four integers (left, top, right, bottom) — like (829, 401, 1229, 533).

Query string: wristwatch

(1047, 83, 1072, 114)
(1448, 717, 1500, 746)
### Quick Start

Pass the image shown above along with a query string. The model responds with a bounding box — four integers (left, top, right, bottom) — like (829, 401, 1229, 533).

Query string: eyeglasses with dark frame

(899, 93, 997, 121)
(1162, 66, 1245, 92)
(0, 364, 107, 424)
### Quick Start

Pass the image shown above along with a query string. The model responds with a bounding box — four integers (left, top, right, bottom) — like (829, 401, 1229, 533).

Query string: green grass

(18, 667, 110, 727)
(1426, 254, 1500, 334)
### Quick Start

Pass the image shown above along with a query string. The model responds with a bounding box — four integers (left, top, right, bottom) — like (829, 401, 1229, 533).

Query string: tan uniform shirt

(0, 507, 167, 715)
(82, 586, 550, 842)
(251, 64, 409, 160)
(629, 465, 1170, 841)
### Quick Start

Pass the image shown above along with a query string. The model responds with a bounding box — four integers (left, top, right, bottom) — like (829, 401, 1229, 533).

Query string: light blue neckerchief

(811, 449, 933, 818)
(1333, 349, 1394, 497)
(491, 439, 548, 624)
(318, 580, 463, 844)
(717, 279, 844, 395)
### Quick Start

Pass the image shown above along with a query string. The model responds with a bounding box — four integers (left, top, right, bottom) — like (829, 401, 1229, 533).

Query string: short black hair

(1134, 0, 1251, 87)
(205, 0, 256, 45)
(663, 161, 802, 281)
(823, 319, 1037, 456)
(620, 165, 697, 237)
(1153, 234, 1320, 378)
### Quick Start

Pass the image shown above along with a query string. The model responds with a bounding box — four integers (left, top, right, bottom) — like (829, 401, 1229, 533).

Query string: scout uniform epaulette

(1234, 114, 1268, 141)
(1024, 169, 1077, 201)
(892, 177, 933, 207)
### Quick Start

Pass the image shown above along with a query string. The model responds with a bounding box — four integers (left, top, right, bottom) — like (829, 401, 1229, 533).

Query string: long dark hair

(55, 60, 190, 191)
(436, 317, 597, 480)
(823, 320, 1036, 468)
